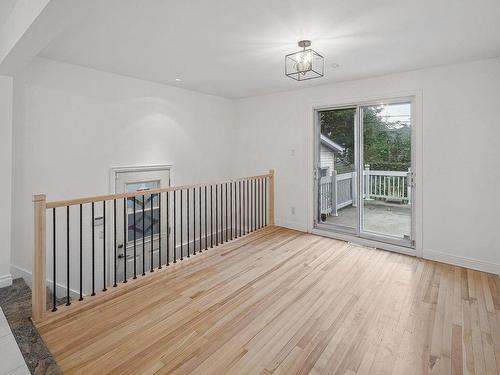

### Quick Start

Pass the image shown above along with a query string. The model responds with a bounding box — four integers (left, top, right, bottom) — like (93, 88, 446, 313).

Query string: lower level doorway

(112, 165, 171, 281)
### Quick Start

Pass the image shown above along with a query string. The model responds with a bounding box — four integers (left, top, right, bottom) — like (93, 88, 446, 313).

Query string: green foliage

(320, 107, 411, 173)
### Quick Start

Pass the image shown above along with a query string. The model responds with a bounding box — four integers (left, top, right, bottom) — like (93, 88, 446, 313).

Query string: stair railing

(32, 170, 275, 323)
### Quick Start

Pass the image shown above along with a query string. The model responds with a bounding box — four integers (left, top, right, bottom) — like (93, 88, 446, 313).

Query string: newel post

(33, 194, 47, 323)
(268, 169, 275, 225)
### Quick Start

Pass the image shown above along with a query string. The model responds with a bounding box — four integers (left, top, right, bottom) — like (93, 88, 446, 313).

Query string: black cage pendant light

(285, 40, 324, 81)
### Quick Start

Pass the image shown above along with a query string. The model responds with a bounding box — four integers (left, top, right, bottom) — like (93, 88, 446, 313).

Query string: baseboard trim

(276, 222, 500, 277)
(311, 228, 417, 257)
(10, 264, 80, 299)
(423, 249, 500, 276)
(275, 219, 307, 233)
(0, 274, 13, 288)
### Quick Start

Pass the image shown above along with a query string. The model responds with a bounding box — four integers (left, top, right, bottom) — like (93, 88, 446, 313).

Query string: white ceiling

(39, 0, 500, 98)
(0, 0, 18, 28)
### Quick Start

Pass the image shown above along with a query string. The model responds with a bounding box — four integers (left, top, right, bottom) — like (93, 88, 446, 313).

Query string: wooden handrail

(45, 173, 272, 209)
(32, 171, 275, 323)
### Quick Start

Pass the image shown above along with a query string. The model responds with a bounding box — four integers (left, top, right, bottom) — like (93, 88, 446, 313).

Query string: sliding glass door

(315, 98, 414, 249)
(317, 107, 358, 232)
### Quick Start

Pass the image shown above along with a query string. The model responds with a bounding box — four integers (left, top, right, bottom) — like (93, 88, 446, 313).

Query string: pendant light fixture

(285, 40, 324, 81)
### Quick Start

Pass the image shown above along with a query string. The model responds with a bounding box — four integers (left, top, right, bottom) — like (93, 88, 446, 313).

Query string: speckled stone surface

(0, 279, 62, 375)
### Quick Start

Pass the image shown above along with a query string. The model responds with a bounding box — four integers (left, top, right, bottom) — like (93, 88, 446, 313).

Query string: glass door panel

(360, 102, 412, 243)
(317, 108, 358, 232)
(115, 169, 170, 280)
(315, 98, 415, 250)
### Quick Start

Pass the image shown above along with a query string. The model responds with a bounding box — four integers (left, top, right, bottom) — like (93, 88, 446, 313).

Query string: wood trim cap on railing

(45, 173, 272, 208)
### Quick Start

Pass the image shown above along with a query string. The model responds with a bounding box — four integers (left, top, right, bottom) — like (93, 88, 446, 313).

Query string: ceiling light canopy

(285, 40, 324, 81)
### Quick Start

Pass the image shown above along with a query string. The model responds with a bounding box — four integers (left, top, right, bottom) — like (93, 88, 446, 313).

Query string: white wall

(8, 56, 500, 291)
(233, 57, 500, 274)
(11, 57, 236, 286)
(0, 76, 13, 287)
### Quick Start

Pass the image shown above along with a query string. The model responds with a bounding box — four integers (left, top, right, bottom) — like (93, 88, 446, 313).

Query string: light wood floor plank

(38, 227, 500, 375)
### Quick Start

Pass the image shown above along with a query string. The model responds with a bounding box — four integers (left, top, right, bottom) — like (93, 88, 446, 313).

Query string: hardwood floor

(37, 226, 500, 375)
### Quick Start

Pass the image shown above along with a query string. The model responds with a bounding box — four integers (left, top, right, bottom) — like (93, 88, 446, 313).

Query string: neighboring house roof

(320, 134, 344, 153)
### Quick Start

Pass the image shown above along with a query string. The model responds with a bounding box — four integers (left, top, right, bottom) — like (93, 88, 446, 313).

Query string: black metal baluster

(241, 181, 244, 235)
(180, 190, 184, 260)
(142, 195, 145, 276)
(199, 187, 202, 253)
(113, 199, 117, 287)
(66, 206, 70, 306)
(187, 189, 190, 258)
(103, 201, 107, 291)
(251, 180, 253, 232)
(256, 179, 259, 229)
(52, 208, 57, 311)
(258, 179, 260, 229)
(249, 180, 251, 233)
(133, 198, 137, 279)
(222, 183, 225, 242)
(259, 178, 262, 228)
(265, 178, 267, 226)
(166, 191, 170, 266)
(193, 188, 196, 255)
(248, 180, 251, 233)
(238, 181, 241, 237)
(210, 186, 213, 248)
(225, 183, 228, 242)
(79, 204, 83, 301)
(260, 178, 263, 229)
(215, 185, 218, 246)
(256, 179, 259, 230)
(248, 180, 253, 233)
(123, 198, 127, 283)
(254, 179, 257, 231)
(150, 194, 154, 272)
(173, 190, 177, 263)
(205, 186, 208, 250)
(91, 202, 96, 294)
(262, 178, 265, 228)
(240, 181, 247, 236)
(220, 184, 224, 244)
(240, 182, 243, 236)
(251, 180, 254, 231)
(246, 180, 250, 234)
(263, 178, 266, 227)
(230, 182, 233, 240)
(235, 182, 238, 238)
(253, 179, 255, 232)
(158, 193, 162, 269)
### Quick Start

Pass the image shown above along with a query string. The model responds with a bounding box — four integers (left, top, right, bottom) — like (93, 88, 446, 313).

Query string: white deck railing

(320, 167, 411, 216)
(364, 169, 411, 202)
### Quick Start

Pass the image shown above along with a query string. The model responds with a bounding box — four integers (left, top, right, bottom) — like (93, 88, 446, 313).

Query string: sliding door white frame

(357, 97, 415, 249)
(308, 91, 423, 258)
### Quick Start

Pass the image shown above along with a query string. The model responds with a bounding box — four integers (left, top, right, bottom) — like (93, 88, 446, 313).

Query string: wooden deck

(37, 226, 500, 375)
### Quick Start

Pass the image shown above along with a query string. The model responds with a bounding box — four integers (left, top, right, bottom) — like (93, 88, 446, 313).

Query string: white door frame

(109, 164, 173, 190)
(308, 91, 423, 258)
